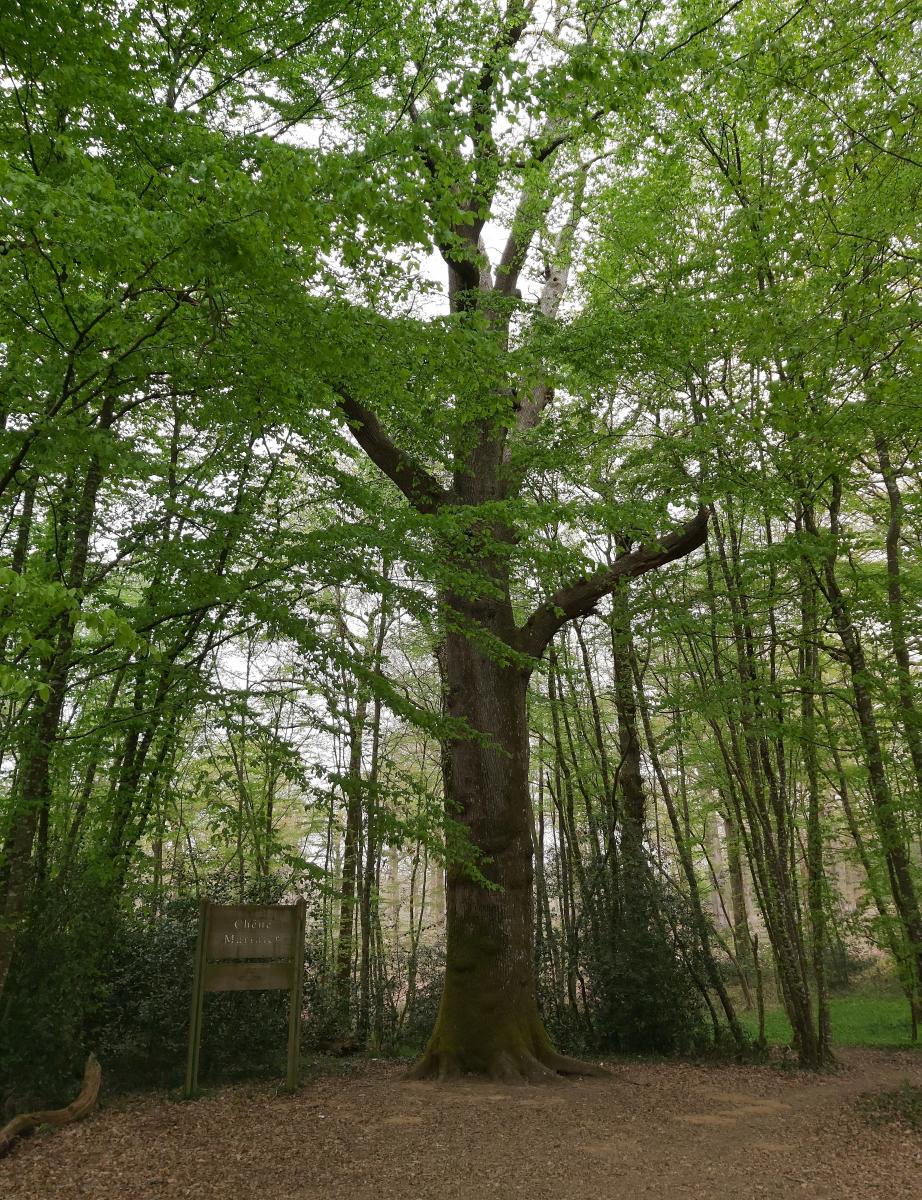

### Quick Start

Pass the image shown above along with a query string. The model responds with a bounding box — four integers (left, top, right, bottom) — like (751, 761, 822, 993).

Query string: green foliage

(537, 851, 714, 1058)
(584, 862, 712, 1056)
(92, 893, 294, 1091)
(0, 876, 302, 1111)
(390, 943, 447, 1055)
(0, 876, 112, 1113)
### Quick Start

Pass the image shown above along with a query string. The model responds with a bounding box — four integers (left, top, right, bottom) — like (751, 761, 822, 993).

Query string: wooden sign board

(206, 904, 298, 963)
(184, 899, 306, 1098)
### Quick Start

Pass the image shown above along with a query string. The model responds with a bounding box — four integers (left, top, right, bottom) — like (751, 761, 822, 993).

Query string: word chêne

(223, 918, 288, 947)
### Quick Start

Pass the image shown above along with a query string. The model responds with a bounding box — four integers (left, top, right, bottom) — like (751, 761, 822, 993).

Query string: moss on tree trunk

(410, 614, 603, 1080)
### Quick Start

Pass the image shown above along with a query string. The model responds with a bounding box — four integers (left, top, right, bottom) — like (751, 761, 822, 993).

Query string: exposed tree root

(0, 1054, 101, 1158)
(408, 1038, 607, 1083)
(534, 1048, 608, 1078)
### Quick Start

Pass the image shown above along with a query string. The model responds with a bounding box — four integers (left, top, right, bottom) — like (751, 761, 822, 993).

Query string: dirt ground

(3, 1047, 921, 1200)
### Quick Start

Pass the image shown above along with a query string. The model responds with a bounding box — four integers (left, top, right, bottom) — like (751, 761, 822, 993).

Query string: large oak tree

(320, 0, 712, 1079)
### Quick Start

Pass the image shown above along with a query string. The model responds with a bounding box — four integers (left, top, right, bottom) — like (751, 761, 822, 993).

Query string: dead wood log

(0, 1053, 101, 1158)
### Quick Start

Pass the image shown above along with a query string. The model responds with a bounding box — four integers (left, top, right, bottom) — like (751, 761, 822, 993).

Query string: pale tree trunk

(723, 810, 754, 984)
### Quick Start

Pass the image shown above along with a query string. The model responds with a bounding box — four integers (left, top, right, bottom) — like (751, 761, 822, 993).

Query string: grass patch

(857, 1081, 922, 1130)
(739, 994, 918, 1049)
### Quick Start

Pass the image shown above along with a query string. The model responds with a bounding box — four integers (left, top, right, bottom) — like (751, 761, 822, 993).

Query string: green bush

(538, 850, 711, 1058)
(90, 891, 291, 1090)
(0, 875, 110, 1114)
(0, 872, 322, 1113)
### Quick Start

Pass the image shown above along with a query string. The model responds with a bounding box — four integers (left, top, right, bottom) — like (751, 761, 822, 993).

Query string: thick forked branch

(471, 0, 535, 180)
(518, 508, 709, 659)
(407, 5, 534, 300)
(497, 121, 595, 303)
(495, 150, 555, 298)
(510, 164, 589, 434)
(476, 0, 534, 100)
(470, 1, 535, 158)
(334, 388, 451, 515)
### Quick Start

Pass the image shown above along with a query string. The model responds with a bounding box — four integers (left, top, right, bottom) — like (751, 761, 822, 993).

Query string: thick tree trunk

(411, 611, 598, 1080)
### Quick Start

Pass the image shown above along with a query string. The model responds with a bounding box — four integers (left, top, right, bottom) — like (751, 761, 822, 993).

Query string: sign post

(184, 899, 306, 1098)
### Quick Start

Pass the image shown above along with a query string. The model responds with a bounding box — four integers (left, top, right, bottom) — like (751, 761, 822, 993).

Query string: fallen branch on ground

(0, 1054, 101, 1158)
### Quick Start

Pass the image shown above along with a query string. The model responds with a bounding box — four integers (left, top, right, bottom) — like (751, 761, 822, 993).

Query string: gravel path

(3, 1048, 921, 1199)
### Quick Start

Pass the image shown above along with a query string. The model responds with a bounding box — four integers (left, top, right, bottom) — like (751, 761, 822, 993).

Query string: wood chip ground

(3, 1047, 920, 1199)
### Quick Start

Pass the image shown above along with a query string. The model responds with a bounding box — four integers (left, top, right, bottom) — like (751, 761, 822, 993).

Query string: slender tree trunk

(627, 631, 745, 1047)
(335, 693, 367, 1023)
(723, 810, 753, 977)
(807, 487, 922, 1010)
(797, 511, 832, 1060)
(609, 584, 646, 849)
(819, 690, 913, 1015)
(0, 403, 112, 993)
(876, 438, 922, 800)
(703, 517, 821, 1064)
(358, 617, 386, 1044)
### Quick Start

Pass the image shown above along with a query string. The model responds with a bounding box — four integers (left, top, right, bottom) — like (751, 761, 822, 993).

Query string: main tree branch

(334, 387, 452, 515)
(518, 507, 709, 659)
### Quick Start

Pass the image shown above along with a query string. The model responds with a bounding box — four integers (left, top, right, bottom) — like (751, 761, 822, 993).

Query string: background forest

(1, 0, 921, 1108)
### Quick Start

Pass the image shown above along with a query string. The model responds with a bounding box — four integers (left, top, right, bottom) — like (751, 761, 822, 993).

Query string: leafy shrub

(90, 891, 291, 1090)
(0, 871, 321, 1112)
(591, 859, 712, 1055)
(538, 849, 712, 1058)
(0, 874, 111, 1114)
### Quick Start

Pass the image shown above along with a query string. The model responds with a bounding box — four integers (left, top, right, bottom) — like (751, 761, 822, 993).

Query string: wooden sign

(206, 904, 298, 963)
(184, 899, 306, 1098)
